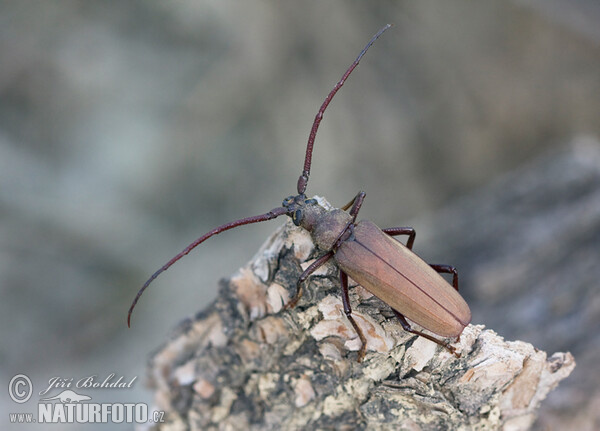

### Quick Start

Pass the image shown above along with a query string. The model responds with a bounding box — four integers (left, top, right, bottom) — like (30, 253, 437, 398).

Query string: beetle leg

(284, 251, 334, 310)
(384, 229, 460, 291)
(429, 264, 459, 292)
(348, 191, 366, 219)
(340, 270, 368, 362)
(340, 196, 356, 211)
(392, 309, 460, 357)
(340, 191, 366, 215)
(382, 227, 416, 250)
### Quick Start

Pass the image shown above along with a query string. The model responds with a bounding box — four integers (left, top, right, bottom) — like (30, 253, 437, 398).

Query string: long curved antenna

(127, 206, 287, 327)
(297, 23, 392, 195)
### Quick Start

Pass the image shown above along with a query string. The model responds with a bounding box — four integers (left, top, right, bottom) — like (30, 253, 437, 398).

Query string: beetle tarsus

(392, 309, 461, 357)
(452, 347, 461, 358)
(284, 282, 302, 310)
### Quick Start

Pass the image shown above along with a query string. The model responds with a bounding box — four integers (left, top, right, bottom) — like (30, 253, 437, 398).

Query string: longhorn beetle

(128, 24, 471, 362)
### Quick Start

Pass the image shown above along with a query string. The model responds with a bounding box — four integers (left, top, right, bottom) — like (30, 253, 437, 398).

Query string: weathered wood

(143, 189, 576, 430)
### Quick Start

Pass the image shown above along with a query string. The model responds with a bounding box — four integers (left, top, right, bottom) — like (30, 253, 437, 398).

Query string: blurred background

(1, 1, 599, 429)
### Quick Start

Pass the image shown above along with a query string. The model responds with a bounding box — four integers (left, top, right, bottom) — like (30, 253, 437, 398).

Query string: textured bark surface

(143, 193, 576, 430)
(415, 138, 600, 430)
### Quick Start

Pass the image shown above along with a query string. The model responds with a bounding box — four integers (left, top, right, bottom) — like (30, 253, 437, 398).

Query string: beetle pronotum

(128, 24, 471, 362)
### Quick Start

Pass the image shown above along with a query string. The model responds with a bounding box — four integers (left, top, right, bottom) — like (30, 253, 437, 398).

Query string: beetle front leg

(340, 196, 356, 211)
(340, 270, 368, 362)
(392, 309, 460, 357)
(429, 264, 459, 291)
(383, 227, 416, 250)
(340, 191, 366, 220)
(348, 192, 366, 219)
(284, 251, 334, 310)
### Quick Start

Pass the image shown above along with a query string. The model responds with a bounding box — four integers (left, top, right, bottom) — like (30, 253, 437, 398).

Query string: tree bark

(143, 192, 575, 430)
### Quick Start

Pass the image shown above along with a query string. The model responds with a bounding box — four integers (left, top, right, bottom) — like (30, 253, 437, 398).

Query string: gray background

(2, 1, 599, 429)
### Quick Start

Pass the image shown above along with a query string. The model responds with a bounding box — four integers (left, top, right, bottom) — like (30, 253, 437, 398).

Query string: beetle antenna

(297, 24, 392, 195)
(127, 206, 287, 327)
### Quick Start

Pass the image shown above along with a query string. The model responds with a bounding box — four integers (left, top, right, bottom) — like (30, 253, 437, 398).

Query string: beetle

(127, 24, 471, 362)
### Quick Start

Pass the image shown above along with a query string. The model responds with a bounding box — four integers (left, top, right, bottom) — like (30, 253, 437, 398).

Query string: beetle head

(282, 194, 325, 232)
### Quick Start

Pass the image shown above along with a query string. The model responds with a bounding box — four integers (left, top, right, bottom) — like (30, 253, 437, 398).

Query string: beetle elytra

(128, 24, 471, 362)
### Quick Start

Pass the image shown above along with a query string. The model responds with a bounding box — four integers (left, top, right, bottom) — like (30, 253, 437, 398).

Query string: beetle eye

(282, 195, 295, 207)
(292, 209, 303, 226)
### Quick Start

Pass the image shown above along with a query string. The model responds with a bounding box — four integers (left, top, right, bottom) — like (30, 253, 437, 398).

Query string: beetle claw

(285, 288, 302, 310)
(445, 343, 461, 358)
(357, 348, 366, 363)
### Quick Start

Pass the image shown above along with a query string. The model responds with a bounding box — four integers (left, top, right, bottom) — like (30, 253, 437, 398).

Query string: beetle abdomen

(335, 221, 471, 338)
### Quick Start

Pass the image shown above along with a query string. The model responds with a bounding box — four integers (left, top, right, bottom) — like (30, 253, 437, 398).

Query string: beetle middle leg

(429, 264, 459, 291)
(340, 270, 368, 362)
(284, 251, 334, 310)
(383, 227, 416, 250)
(383, 229, 459, 291)
(392, 309, 459, 357)
(383, 228, 459, 291)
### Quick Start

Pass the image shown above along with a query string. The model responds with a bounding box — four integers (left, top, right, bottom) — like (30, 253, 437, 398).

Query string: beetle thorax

(311, 208, 352, 250)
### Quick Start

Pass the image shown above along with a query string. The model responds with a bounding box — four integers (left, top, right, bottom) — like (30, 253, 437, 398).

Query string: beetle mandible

(127, 24, 471, 362)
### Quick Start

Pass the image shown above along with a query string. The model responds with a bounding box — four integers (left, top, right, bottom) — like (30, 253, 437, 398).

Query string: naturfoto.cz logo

(8, 373, 165, 425)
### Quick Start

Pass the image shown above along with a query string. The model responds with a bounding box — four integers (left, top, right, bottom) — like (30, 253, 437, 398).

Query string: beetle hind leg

(392, 309, 460, 358)
(340, 270, 368, 362)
